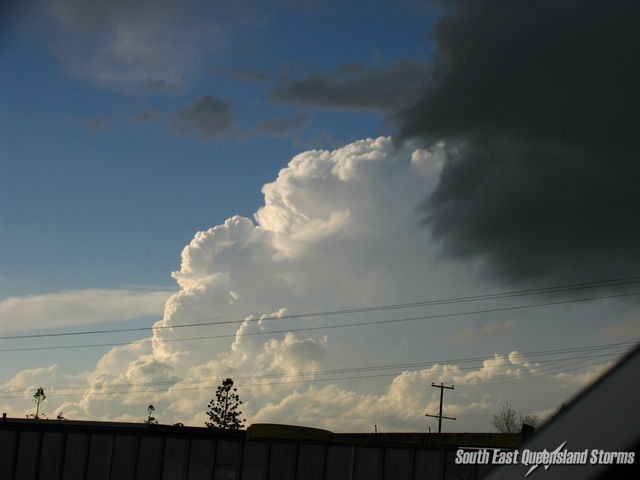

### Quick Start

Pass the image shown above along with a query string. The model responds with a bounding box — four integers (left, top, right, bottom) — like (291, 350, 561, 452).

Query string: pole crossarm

(426, 382, 456, 433)
(425, 413, 457, 421)
(432, 382, 454, 390)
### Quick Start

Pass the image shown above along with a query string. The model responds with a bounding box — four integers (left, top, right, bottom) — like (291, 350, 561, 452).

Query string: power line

(0, 342, 626, 393)
(0, 353, 622, 400)
(461, 404, 560, 420)
(2, 275, 639, 341)
(464, 352, 622, 387)
(2, 290, 638, 353)
(1, 339, 634, 398)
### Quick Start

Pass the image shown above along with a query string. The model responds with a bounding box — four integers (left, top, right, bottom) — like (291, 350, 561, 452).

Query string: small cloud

(86, 116, 111, 133)
(214, 69, 268, 82)
(170, 95, 235, 140)
(36, 0, 226, 93)
(507, 350, 527, 365)
(248, 113, 309, 139)
(132, 110, 161, 123)
(140, 79, 174, 93)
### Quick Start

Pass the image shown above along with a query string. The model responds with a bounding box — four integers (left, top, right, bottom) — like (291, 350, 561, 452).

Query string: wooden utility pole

(425, 382, 455, 433)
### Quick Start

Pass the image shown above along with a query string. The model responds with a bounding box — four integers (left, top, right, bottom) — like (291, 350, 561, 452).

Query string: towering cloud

(1, 137, 626, 429)
(397, 0, 640, 285)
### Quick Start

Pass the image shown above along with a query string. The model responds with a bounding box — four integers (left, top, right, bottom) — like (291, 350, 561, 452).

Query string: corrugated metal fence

(0, 419, 504, 479)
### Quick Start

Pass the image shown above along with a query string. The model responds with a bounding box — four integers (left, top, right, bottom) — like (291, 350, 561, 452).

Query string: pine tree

(206, 378, 245, 430)
(145, 404, 158, 424)
(27, 387, 46, 420)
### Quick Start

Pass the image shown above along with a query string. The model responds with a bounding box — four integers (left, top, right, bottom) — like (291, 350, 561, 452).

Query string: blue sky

(1, 1, 638, 432)
(1, 1, 436, 297)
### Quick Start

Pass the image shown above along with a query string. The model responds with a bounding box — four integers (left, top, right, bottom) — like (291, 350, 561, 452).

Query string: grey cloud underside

(35, 0, 230, 93)
(250, 113, 309, 138)
(215, 69, 269, 82)
(397, 0, 640, 284)
(86, 116, 111, 132)
(170, 95, 235, 140)
(170, 96, 307, 141)
(270, 60, 432, 114)
(132, 111, 161, 123)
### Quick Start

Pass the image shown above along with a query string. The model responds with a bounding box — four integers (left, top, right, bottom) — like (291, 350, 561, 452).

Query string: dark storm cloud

(270, 60, 431, 114)
(397, 0, 640, 284)
(171, 95, 235, 140)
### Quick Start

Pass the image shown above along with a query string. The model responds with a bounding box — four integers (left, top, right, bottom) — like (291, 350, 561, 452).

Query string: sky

(1, 0, 639, 432)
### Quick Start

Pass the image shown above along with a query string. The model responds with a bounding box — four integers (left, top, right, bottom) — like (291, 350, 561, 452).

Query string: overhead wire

(2, 274, 639, 341)
(0, 338, 635, 399)
(2, 290, 639, 353)
(0, 352, 624, 399)
(2, 276, 637, 417)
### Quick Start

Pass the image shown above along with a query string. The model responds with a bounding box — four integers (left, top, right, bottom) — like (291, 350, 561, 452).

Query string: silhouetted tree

(145, 404, 158, 424)
(206, 378, 245, 430)
(27, 387, 46, 420)
(490, 402, 538, 433)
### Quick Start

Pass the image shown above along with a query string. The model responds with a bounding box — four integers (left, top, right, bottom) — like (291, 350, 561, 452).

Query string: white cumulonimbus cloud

(0, 137, 622, 430)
